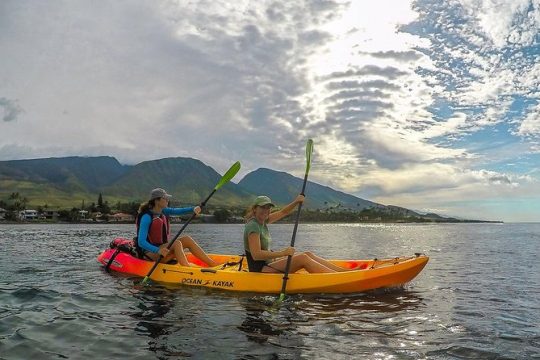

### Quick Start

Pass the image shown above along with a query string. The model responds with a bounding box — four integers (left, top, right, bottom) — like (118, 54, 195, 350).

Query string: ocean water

(0, 222, 539, 359)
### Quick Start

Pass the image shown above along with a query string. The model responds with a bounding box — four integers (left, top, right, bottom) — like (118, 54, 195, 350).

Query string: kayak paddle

(141, 161, 241, 285)
(277, 139, 313, 302)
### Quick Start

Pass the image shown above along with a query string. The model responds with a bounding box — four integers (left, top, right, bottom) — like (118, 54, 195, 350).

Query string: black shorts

(245, 251, 267, 272)
(245, 251, 284, 273)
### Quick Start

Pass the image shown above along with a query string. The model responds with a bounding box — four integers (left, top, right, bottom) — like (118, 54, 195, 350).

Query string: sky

(1, 0, 539, 222)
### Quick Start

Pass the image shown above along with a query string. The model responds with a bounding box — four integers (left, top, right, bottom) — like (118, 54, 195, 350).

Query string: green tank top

(243, 218, 271, 252)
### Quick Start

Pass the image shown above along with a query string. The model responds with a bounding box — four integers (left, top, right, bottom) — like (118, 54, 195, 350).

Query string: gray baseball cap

(150, 188, 172, 200)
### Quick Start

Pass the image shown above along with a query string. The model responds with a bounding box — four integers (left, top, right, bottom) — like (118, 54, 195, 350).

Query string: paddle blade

(141, 276, 150, 285)
(305, 139, 314, 173)
(214, 161, 241, 190)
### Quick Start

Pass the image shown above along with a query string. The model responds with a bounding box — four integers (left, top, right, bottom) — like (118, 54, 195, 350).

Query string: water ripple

(0, 223, 539, 359)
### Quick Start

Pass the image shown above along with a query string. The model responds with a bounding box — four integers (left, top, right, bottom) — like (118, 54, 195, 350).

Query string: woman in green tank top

(243, 195, 353, 273)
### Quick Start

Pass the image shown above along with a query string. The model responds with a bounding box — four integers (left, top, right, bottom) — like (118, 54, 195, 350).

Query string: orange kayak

(97, 241, 428, 294)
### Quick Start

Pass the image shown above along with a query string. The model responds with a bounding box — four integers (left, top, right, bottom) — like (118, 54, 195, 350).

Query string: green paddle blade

(214, 161, 241, 190)
(305, 139, 314, 174)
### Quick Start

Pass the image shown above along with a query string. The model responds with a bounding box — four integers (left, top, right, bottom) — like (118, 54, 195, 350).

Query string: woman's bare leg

(179, 236, 218, 267)
(264, 253, 335, 273)
(144, 249, 178, 264)
(167, 241, 190, 266)
(304, 251, 350, 272)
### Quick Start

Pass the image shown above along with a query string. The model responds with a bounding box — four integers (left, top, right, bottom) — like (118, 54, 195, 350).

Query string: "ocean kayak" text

(181, 278, 234, 288)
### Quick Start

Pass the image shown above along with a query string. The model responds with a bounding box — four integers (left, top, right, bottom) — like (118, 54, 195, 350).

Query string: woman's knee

(172, 241, 184, 251)
(180, 236, 194, 246)
(294, 253, 310, 264)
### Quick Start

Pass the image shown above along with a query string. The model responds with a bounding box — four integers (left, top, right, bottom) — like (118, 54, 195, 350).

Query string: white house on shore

(79, 210, 89, 219)
(19, 209, 38, 220)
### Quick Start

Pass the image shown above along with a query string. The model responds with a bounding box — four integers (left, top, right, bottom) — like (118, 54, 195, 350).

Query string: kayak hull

(97, 244, 428, 294)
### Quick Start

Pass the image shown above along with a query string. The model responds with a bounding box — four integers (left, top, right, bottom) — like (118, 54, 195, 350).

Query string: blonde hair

(244, 205, 257, 222)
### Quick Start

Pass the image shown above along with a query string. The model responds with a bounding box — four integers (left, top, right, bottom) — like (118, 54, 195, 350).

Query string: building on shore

(19, 209, 38, 220)
(110, 212, 135, 222)
(41, 209, 59, 220)
(79, 210, 89, 220)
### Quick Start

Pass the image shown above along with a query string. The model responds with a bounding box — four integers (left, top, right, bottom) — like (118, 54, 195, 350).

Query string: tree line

(0, 192, 243, 223)
(2, 192, 459, 223)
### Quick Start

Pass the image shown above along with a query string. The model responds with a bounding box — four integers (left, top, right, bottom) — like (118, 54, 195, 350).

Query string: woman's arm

(163, 206, 199, 216)
(248, 233, 294, 260)
(268, 195, 305, 224)
(137, 214, 160, 253)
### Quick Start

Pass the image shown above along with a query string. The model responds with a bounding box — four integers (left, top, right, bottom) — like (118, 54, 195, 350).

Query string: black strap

(105, 248, 121, 272)
(238, 254, 245, 271)
(219, 254, 246, 271)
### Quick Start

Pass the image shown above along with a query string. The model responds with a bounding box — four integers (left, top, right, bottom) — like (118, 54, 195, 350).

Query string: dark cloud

(325, 89, 390, 102)
(488, 174, 512, 185)
(328, 99, 394, 111)
(326, 79, 401, 91)
(359, 50, 423, 62)
(326, 65, 408, 80)
(304, 0, 345, 24)
(0, 98, 22, 122)
(266, 6, 286, 23)
(298, 30, 332, 46)
(325, 89, 391, 102)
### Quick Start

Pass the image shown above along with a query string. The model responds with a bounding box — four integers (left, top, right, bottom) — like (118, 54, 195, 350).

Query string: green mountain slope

(238, 168, 380, 210)
(0, 156, 126, 192)
(102, 157, 252, 206)
(0, 156, 451, 221)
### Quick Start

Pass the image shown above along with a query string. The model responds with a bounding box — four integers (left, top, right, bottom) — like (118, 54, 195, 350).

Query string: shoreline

(0, 219, 505, 225)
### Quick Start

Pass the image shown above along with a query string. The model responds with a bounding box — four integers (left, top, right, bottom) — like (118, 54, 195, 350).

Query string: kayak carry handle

(201, 268, 217, 274)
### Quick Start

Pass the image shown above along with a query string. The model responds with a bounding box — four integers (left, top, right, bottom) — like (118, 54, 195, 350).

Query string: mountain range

(0, 156, 449, 219)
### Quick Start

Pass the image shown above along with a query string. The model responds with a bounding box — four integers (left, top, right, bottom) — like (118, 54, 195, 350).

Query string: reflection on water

(238, 298, 284, 344)
(131, 286, 176, 353)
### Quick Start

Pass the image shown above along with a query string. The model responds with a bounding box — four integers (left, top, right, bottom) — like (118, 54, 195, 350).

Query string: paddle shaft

(142, 189, 216, 282)
(279, 171, 309, 296)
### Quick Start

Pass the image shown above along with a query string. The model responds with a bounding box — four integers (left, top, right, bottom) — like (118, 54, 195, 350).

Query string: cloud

(517, 102, 540, 136)
(405, 0, 540, 138)
(457, 0, 539, 48)
(370, 164, 539, 221)
(358, 50, 423, 62)
(324, 65, 409, 80)
(420, 112, 468, 138)
(0, 1, 341, 169)
(0, 98, 23, 122)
